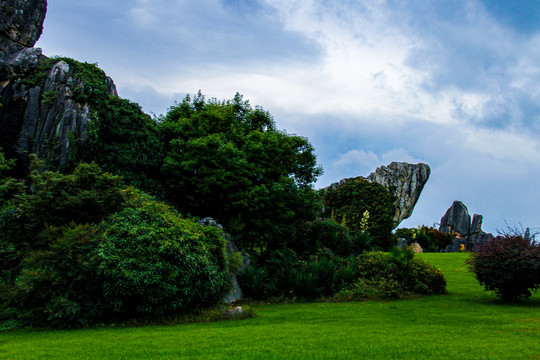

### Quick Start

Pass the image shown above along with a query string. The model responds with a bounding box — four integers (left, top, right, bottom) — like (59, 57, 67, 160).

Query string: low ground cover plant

(466, 234, 540, 301)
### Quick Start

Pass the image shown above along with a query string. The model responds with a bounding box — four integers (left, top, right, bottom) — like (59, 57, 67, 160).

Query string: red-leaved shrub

(466, 235, 540, 301)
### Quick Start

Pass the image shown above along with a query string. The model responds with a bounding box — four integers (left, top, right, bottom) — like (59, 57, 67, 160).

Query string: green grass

(1, 253, 539, 359)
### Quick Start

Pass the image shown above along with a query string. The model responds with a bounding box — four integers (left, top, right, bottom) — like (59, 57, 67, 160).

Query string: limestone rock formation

(1, 59, 117, 172)
(439, 201, 471, 236)
(439, 201, 493, 251)
(366, 162, 431, 228)
(326, 162, 430, 229)
(0, 0, 47, 79)
(0, 0, 47, 47)
(0, 0, 118, 174)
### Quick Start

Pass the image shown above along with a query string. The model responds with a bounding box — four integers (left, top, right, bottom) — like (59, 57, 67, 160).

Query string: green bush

(237, 265, 270, 300)
(322, 178, 395, 250)
(239, 255, 359, 300)
(0, 161, 125, 285)
(98, 200, 229, 318)
(293, 219, 352, 257)
(337, 249, 446, 300)
(0, 161, 231, 328)
(8, 224, 104, 328)
(466, 235, 540, 301)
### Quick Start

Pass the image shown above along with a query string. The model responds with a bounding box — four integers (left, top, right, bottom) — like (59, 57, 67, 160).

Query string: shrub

(0, 161, 125, 286)
(337, 249, 446, 300)
(293, 219, 353, 257)
(97, 200, 230, 318)
(466, 235, 540, 301)
(7, 224, 104, 328)
(237, 265, 270, 300)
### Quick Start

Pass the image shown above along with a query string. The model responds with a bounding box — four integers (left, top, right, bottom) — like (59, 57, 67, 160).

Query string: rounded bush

(98, 201, 230, 317)
(466, 235, 540, 301)
(344, 250, 447, 299)
(294, 219, 353, 257)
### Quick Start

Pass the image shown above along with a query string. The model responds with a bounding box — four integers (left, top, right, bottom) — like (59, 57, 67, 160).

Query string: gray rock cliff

(366, 162, 431, 228)
(0, 0, 118, 173)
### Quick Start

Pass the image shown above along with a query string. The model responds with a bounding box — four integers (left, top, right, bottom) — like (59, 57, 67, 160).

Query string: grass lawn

(1, 253, 538, 359)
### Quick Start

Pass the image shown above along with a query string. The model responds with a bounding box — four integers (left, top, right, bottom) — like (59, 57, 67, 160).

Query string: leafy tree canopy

(322, 177, 395, 250)
(160, 92, 323, 253)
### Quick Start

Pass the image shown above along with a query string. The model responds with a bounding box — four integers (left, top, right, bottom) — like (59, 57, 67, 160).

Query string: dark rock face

(0, 0, 47, 79)
(439, 201, 493, 251)
(366, 162, 431, 228)
(439, 201, 471, 236)
(0, 0, 47, 47)
(1, 60, 117, 172)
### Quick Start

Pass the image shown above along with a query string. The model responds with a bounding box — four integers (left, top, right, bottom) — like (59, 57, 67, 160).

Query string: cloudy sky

(36, 0, 540, 234)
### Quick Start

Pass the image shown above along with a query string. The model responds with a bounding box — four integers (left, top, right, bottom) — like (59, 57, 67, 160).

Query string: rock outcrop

(0, 0, 118, 174)
(439, 201, 493, 251)
(326, 162, 430, 229)
(439, 201, 471, 236)
(0, 0, 47, 79)
(199, 217, 250, 303)
(366, 162, 431, 228)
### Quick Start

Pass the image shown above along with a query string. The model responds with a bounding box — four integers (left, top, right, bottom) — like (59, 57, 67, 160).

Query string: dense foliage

(336, 248, 447, 300)
(238, 247, 446, 301)
(395, 226, 454, 252)
(160, 92, 322, 253)
(322, 178, 395, 250)
(98, 200, 229, 318)
(0, 162, 230, 328)
(0, 159, 126, 283)
(238, 254, 359, 300)
(466, 235, 540, 301)
(292, 219, 353, 257)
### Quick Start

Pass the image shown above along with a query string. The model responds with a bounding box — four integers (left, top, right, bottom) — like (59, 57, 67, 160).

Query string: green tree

(0, 149, 23, 205)
(160, 92, 322, 253)
(322, 177, 395, 250)
(0, 160, 126, 285)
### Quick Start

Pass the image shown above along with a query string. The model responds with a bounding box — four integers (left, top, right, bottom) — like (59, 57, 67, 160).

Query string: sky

(35, 0, 540, 234)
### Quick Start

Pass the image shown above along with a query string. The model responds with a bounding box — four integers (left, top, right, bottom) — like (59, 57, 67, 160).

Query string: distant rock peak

(439, 200, 493, 251)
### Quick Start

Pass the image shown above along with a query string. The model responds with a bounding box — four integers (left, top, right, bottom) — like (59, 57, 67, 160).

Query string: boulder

(409, 242, 423, 253)
(366, 162, 431, 228)
(439, 201, 471, 236)
(199, 217, 250, 303)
